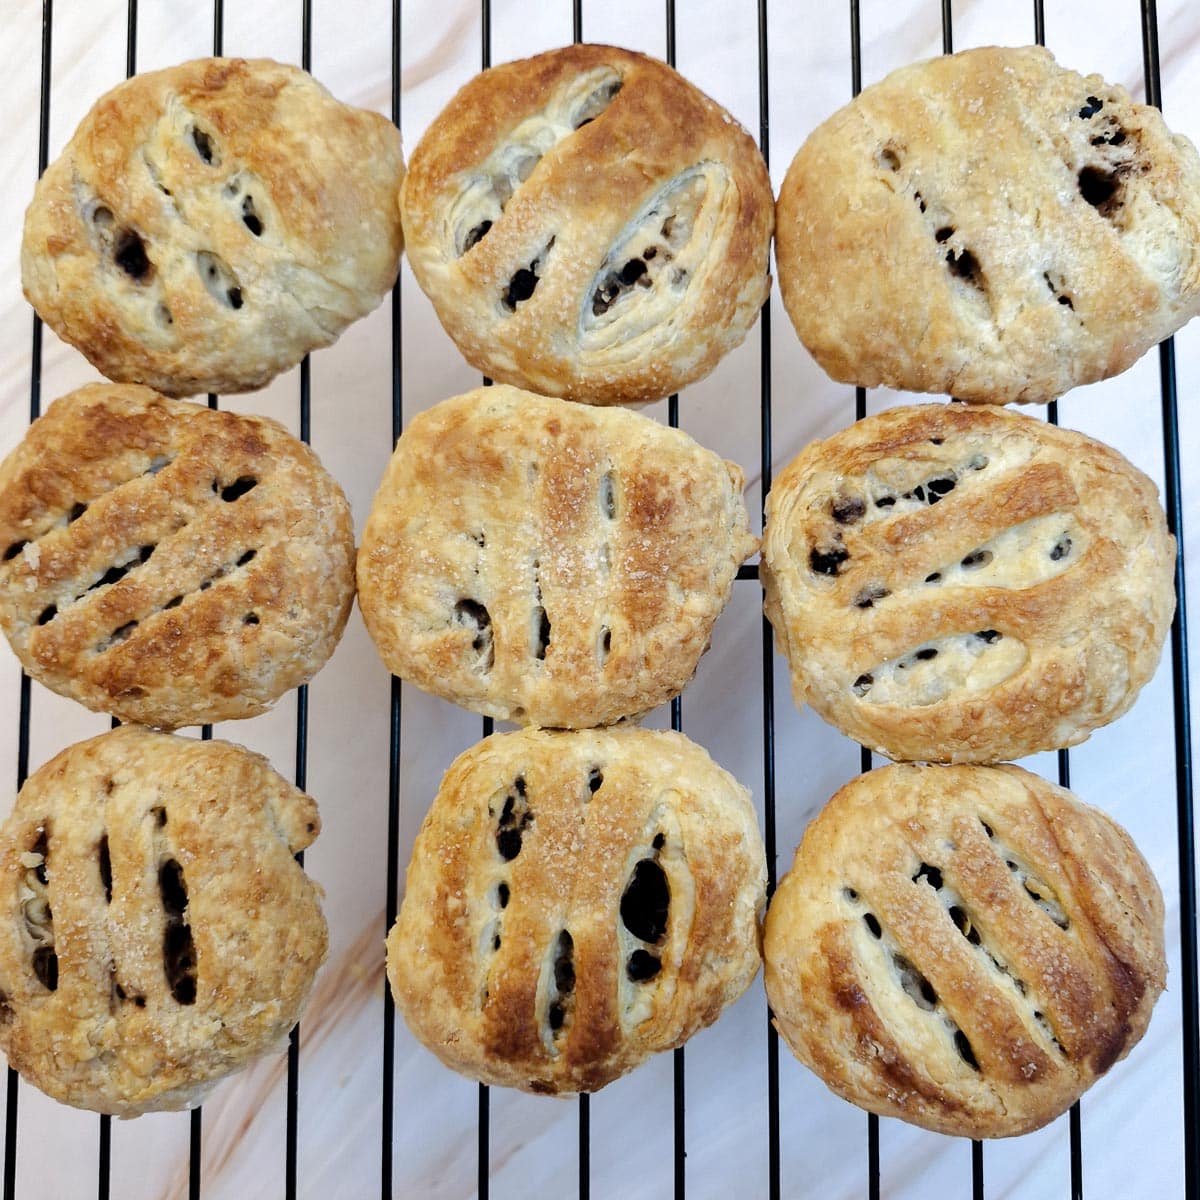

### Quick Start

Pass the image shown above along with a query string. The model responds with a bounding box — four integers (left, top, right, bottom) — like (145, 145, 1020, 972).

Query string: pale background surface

(0, 1, 1196, 1197)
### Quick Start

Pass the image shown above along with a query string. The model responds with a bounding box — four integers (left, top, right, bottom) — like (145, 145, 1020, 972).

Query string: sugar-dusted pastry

(761, 403, 1174, 763)
(775, 45, 1200, 404)
(764, 763, 1166, 1138)
(22, 57, 404, 396)
(387, 727, 765, 1094)
(357, 385, 757, 728)
(399, 43, 773, 405)
(0, 383, 355, 728)
(0, 725, 327, 1117)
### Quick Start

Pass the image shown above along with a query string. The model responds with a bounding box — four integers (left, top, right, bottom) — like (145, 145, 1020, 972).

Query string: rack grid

(1, 1, 1196, 1197)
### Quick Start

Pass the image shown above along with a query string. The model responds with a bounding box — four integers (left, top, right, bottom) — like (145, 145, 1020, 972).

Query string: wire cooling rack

(0, 0, 1196, 1197)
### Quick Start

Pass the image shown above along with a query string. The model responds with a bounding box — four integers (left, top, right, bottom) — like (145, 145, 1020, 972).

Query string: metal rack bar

(1139, 6, 1200, 1197)
(755, 5, 782, 1200)
(380, 0, 404, 1190)
(475, 6, 494, 1197)
(570, 7, 590, 1195)
(5, 2, 54, 1195)
(845, 4, 881, 1195)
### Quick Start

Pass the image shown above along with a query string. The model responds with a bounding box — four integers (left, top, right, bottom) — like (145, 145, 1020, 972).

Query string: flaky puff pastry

(22, 58, 404, 396)
(761, 403, 1175, 763)
(0, 726, 327, 1117)
(764, 763, 1165, 1138)
(775, 46, 1200, 404)
(0, 383, 355, 729)
(387, 727, 765, 1095)
(357, 385, 757, 728)
(400, 43, 772, 405)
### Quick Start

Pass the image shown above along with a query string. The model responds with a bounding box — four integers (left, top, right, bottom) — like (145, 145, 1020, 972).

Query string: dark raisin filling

(831, 496, 866, 524)
(620, 859, 669, 944)
(115, 230, 153, 281)
(496, 782, 532, 862)
(810, 545, 850, 577)
(219, 476, 258, 502)
(626, 949, 661, 982)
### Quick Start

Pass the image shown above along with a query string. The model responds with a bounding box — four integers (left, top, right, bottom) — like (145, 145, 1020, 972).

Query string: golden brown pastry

(764, 763, 1166, 1138)
(775, 46, 1200, 404)
(22, 57, 404, 396)
(0, 383, 355, 729)
(357, 385, 757, 728)
(761, 403, 1174, 763)
(0, 725, 327, 1117)
(399, 43, 773, 405)
(387, 726, 765, 1094)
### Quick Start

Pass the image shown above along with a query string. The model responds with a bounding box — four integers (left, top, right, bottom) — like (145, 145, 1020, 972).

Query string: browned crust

(761, 403, 1176, 763)
(763, 763, 1166, 1138)
(400, 44, 772, 405)
(356, 385, 757, 728)
(0, 383, 356, 728)
(0, 725, 327, 1117)
(775, 46, 1200, 404)
(385, 727, 765, 1094)
(21, 58, 404, 396)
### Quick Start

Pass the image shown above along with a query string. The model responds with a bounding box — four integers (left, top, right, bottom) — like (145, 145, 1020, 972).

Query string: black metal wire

(90, 12, 142, 1194)
(932, 7, 992, 1197)
(846, 6, 879, 1193)
(281, 1, 317, 1188)
(381, 4, 404, 1192)
(7, 4, 54, 1195)
(125, 0, 136, 75)
(753, 4, 781, 1199)
(189, 1109, 203, 1199)
(476, 1080, 490, 1199)
(1139, 12, 1199, 1198)
(577, 1092, 590, 1200)
(659, 14, 691, 1198)
(97, 1118, 110, 1200)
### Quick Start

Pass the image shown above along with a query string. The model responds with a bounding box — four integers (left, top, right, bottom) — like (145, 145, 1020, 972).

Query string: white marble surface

(0, 1, 1197, 1197)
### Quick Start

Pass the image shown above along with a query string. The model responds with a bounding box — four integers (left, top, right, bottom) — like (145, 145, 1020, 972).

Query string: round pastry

(0, 383, 355, 729)
(763, 763, 1166, 1138)
(775, 45, 1200, 404)
(761, 403, 1175, 763)
(22, 57, 405, 396)
(399, 43, 773, 405)
(0, 725, 327, 1117)
(387, 727, 766, 1094)
(357, 385, 757, 728)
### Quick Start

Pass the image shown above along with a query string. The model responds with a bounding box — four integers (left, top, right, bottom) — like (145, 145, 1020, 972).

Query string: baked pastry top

(761, 403, 1174, 763)
(387, 726, 765, 1094)
(22, 57, 405, 396)
(0, 725, 327, 1117)
(775, 45, 1200, 404)
(0, 383, 355, 729)
(357, 385, 757, 728)
(764, 763, 1166, 1138)
(400, 43, 773, 405)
